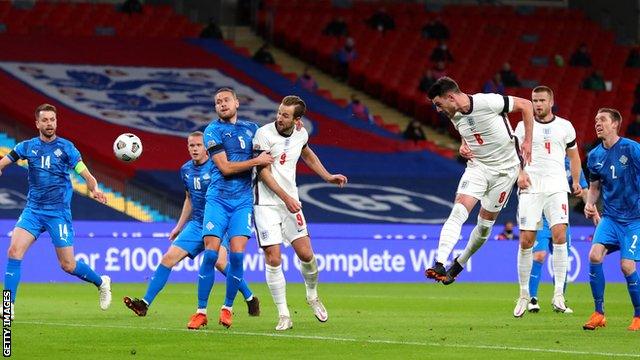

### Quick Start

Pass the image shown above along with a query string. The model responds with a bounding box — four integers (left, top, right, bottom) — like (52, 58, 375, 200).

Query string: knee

(160, 254, 179, 268)
(264, 250, 281, 267)
(7, 246, 22, 260)
(533, 252, 546, 263)
(60, 259, 76, 273)
(476, 216, 495, 238)
(298, 251, 314, 263)
(449, 203, 469, 223)
(589, 251, 604, 264)
(519, 232, 535, 249)
(215, 259, 227, 272)
(621, 260, 636, 276)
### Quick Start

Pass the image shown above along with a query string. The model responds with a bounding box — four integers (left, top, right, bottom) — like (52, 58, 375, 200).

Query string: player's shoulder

(587, 143, 605, 159)
(18, 137, 39, 147)
(204, 120, 221, 133)
(56, 137, 76, 148)
(620, 137, 640, 147)
(238, 119, 259, 131)
(256, 122, 276, 135)
(180, 160, 193, 172)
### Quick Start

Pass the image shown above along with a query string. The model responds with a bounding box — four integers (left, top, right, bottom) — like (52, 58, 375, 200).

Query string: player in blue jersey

(122, 131, 259, 320)
(187, 87, 274, 329)
(527, 157, 590, 313)
(0, 103, 112, 319)
(583, 108, 640, 331)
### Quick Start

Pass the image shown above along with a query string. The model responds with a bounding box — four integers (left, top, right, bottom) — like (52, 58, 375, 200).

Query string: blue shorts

(202, 195, 253, 239)
(593, 217, 640, 261)
(533, 216, 571, 253)
(173, 220, 230, 259)
(15, 207, 74, 248)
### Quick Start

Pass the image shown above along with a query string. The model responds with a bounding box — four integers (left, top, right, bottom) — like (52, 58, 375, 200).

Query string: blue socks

(224, 252, 244, 308)
(197, 250, 218, 309)
(529, 260, 543, 298)
(221, 263, 253, 300)
(589, 263, 606, 314)
(71, 260, 103, 287)
(4, 258, 22, 303)
(143, 264, 172, 306)
(625, 271, 640, 317)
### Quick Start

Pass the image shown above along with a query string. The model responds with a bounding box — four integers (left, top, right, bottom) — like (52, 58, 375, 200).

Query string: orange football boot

(219, 308, 233, 328)
(582, 312, 606, 330)
(187, 313, 208, 330)
(628, 317, 640, 331)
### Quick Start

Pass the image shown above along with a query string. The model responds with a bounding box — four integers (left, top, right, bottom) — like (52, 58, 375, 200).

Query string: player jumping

(424, 76, 533, 285)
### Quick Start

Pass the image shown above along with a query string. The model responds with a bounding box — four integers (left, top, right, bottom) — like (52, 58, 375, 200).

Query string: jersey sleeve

(564, 122, 577, 149)
(630, 140, 640, 171)
(252, 127, 271, 153)
(586, 151, 601, 182)
(66, 142, 82, 168)
(578, 170, 588, 188)
(204, 124, 224, 156)
(7, 141, 27, 162)
(483, 93, 513, 115)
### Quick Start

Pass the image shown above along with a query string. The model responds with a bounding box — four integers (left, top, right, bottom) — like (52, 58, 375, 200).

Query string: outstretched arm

(567, 147, 583, 196)
(510, 97, 534, 165)
(211, 150, 274, 177)
(169, 192, 192, 240)
(78, 165, 107, 204)
(0, 156, 14, 176)
(585, 180, 601, 225)
(300, 145, 347, 187)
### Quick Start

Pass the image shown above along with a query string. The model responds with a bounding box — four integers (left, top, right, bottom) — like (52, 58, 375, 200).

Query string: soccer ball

(113, 133, 143, 162)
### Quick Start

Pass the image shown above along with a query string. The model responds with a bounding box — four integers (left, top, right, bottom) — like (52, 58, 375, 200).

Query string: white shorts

(456, 161, 519, 212)
(517, 192, 569, 231)
(254, 204, 308, 247)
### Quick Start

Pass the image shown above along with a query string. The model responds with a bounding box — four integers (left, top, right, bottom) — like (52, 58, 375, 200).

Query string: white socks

(552, 243, 568, 296)
(517, 246, 533, 298)
(300, 256, 319, 300)
(458, 216, 495, 266)
(436, 203, 469, 264)
(266, 264, 289, 317)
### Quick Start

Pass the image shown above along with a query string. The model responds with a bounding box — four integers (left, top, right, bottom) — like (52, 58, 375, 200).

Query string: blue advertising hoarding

(0, 220, 628, 283)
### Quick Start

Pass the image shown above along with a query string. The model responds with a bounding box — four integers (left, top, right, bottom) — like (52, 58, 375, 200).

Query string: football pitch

(9, 282, 640, 359)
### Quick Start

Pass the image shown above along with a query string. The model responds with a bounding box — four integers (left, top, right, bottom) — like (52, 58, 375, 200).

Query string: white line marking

(15, 320, 640, 358)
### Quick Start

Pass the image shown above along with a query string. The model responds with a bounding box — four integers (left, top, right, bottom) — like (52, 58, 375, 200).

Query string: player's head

(214, 87, 239, 121)
(34, 103, 57, 139)
(531, 86, 554, 119)
(187, 131, 207, 163)
(595, 108, 622, 139)
(277, 95, 306, 134)
(427, 76, 462, 119)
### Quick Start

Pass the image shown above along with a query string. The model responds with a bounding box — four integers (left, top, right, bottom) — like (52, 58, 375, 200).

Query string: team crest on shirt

(460, 180, 469, 189)
(54, 148, 63, 157)
(619, 155, 628, 165)
(466, 117, 475, 127)
(202, 173, 210, 180)
(207, 140, 216, 148)
(244, 129, 253, 137)
(260, 230, 269, 240)
(543, 128, 551, 135)
(205, 222, 214, 230)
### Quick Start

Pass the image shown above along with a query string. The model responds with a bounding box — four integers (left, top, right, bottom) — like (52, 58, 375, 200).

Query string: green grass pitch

(7, 282, 640, 359)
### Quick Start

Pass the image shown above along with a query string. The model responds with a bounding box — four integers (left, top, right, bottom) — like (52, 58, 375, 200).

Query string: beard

(217, 108, 237, 121)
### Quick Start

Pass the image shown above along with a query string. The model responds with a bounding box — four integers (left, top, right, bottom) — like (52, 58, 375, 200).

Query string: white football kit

(253, 122, 309, 247)
(514, 116, 577, 230)
(453, 93, 521, 211)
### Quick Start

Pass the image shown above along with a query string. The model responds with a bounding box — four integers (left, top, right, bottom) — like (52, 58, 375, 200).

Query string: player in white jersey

(253, 95, 348, 331)
(511, 86, 583, 317)
(425, 77, 533, 285)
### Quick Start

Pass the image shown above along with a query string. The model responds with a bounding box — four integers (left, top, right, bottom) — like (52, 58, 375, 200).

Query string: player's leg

(583, 219, 614, 330)
(47, 212, 111, 310)
(529, 217, 550, 311)
(292, 236, 328, 323)
(4, 225, 38, 317)
(124, 244, 189, 316)
(545, 192, 570, 312)
(449, 166, 517, 285)
(621, 221, 640, 330)
(188, 200, 226, 329)
(427, 165, 486, 281)
(256, 204, 292, 330)
(219, 201, 253, 328)
(215, 239, 260, 316)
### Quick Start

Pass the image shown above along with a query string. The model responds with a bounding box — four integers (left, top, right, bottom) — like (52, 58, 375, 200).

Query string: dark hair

(214, 87, 237, 99)
(597, 108, 622, 124)
(281, 95, 307, 119)
(35, 103, 57, 119)
(427, 77, 460, 100)
(532, 85, 554, 99)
